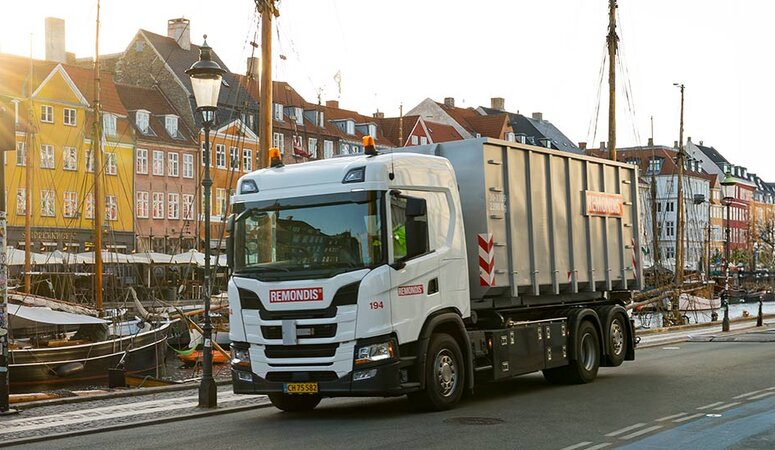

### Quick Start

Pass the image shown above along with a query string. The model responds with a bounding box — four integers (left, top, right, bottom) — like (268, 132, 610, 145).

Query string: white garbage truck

(227, 138, 641, 411)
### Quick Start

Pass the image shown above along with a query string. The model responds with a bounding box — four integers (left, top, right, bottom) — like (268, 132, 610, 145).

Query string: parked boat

(7, 302, 170, 393)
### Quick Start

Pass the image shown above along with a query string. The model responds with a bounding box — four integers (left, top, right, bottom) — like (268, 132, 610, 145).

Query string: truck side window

(391, 193, 429, 261)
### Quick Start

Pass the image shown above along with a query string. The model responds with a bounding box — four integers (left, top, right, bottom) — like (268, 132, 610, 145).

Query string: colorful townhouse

(1, 54, 135, 253)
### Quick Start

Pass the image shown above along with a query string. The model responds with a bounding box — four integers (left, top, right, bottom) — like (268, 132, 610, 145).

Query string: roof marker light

(269, 147, 283, 167)
(363, 135, 377, 156)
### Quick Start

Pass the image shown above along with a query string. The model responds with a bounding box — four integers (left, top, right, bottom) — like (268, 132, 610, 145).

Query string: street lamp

(720, 169, 737, 332)
(186, 35, 225, 409)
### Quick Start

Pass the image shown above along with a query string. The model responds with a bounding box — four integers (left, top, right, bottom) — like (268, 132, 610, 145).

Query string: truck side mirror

(226, 214, 235, 270)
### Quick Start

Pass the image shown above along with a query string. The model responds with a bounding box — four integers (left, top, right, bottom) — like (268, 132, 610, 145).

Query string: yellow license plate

(284, 382, 319, 394)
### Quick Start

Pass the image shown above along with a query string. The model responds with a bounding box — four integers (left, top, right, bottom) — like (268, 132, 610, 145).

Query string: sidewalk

(636, 315, 774, 348)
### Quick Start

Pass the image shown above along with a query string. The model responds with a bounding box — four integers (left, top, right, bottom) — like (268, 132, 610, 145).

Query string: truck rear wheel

(407, 333, 464, 411)
(605, 312, 628, 367)
(542, 320, 600, 384)
(268, 393, 322, 412)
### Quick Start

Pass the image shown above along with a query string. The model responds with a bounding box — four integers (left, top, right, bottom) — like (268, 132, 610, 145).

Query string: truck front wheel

(268, 393, 322, 412)
(408, 333, 465, 411)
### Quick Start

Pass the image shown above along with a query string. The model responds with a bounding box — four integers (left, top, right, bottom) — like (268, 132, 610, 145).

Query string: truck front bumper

(232, 360, 405, 397)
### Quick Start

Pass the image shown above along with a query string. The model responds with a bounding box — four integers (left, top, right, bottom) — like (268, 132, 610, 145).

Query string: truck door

(388, 191, 441, 342)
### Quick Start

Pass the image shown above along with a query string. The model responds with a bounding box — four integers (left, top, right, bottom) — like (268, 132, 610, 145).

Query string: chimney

(167, 18, 191, 51)
(246, 56, 260, 81)
(326, 100, 339, 109)
(373, 111, 384, 119)
(532, 112, 543, 121)
(699, 140, 704, 146)
(687, 136, 692, 143)
(490, 97, 505, 111)
(600, 141, 606, 151)
(45, 17, 66, 63)
(443, 97, 455, 108)
(674, 140, 678, 149)
(578, 142, 587, 150)
(647, 137, 654, 146)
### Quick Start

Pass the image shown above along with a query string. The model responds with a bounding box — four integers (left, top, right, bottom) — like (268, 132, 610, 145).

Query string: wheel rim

(434, 349, 458, 397)
(580, 332, 597, 371)
(610, 320, 624, 356)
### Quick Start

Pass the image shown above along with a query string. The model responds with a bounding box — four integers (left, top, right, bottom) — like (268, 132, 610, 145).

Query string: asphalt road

(9, 330, 775, 450)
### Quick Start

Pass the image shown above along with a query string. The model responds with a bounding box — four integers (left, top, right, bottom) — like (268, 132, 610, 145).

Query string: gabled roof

(479, 106, 581, 154)
(62, 64, 127, 115)
(116, 83, 196, 146)
(616, 146, 714, 182)
(465, 114, 510, 139)
(435, 101, 480, 135)
(375, 115, 421, 147)
(694, 143, 729, 168)
(425, 121, 462, 143)
(0, 53, 56, 98)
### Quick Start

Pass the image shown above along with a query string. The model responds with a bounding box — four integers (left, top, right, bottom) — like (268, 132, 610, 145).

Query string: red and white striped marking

(478, 233, 495, 287)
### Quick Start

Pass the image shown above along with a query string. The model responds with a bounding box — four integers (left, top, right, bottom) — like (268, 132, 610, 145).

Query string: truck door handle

(428, 278, 439, 295)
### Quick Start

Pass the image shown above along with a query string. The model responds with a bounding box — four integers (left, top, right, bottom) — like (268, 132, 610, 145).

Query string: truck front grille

(261, 324, 337, 340)
(264, 343, 339, 359)
(265, 371, 339, 382)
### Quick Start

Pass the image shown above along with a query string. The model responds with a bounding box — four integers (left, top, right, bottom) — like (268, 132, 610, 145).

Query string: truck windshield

(233, 191, 385, 279)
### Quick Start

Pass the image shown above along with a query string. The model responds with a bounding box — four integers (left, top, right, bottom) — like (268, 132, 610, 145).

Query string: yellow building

(1, 55, 135, 253)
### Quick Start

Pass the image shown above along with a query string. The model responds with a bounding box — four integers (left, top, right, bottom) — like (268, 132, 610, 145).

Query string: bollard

(757, 295, 763, 327)
(722, 293, 730, 332)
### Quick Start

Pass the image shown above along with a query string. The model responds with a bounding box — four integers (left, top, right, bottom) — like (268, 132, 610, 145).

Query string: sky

(3, 0, 774, 179)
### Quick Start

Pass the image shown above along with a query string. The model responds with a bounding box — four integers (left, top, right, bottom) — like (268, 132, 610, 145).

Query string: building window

(420, 136, 428, 145)
(308, 138, 318, 159)
(666, 202, 674, 213)
(318, 111, 325, 127)
(40, 144, 55, 169)
(183, 154, 194, 178)
(136, 110, 150, 133)
(105, 152, 117, 175)
(505, 132, 515, 142)
(324, 140, 333, 159)
(165, 115, 178, 137)
(63, 191, 78, 218)
(85, 150, 94, 172)
(153, 150, 164, 175)
(230, 146, 239, 169)
(136, 191, 149, 218)
(16, 188, 26, 215)
(106, 195, 118, 221)
(243, 148, 253, 172)
(168, 152, 179, 177)
(411, 135, 419, 145)
(103, 113, 117, 137)
(295, 108, 304, 126)
(292, 136, 303, 153)
(16, 142, 25, 166)
(273, 133, 284, 154)
(666, 246, 675, 259)
(41, 190, 55, 217)
(63, 108, 77, 126)
(40, 105, 53, 123)
(85, 193, 94, 219)
(368, 124, 377, 138)
(182, 194, 194, 220)
(136, 148, 148, 174)
(215, 144, 226, 168)
(647, 157, 663, 174)
(63, 147, 78, 171)
(216, 188, 228, 217)
(168, 193, 180, 219)
(666, 221, 675, 237)
(152, 192, 164, 219)
(346, 120, 355, 135)
(341, 143, 350, 155)
(273, 103, 283, 121)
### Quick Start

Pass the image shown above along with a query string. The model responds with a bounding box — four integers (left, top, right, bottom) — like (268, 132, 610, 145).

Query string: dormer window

(318, 111, 325, 127)
(136, 110, 150, 133)
(289, 107, 303, 125)
(103, 113, 117, 137)
(505, 132, 515, 142)
(273, 103, 283, 121)
(368, 124, 376, 138)
(346, 120, 355, 135)
(165, 115, 178, 137)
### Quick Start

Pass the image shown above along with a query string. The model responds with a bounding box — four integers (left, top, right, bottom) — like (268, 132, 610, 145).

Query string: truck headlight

(355, 339, 395, 365)
(231, 346, 251, 368)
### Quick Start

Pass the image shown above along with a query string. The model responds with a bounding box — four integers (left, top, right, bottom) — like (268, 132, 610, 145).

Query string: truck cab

(229, 152, 470, 409)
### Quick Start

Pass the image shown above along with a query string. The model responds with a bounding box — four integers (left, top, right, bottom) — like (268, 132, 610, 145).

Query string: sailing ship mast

(92, 0, 104, 315)
(258, 0, 279, 168)
(671, 83, 686, 323)
(24, 47, 33, 293)
(606, 0, 617, 161)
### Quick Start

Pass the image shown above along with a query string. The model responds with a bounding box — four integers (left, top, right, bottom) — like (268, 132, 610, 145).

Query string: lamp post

(721, 170, 737, 332)
(187, 35, 225, 409)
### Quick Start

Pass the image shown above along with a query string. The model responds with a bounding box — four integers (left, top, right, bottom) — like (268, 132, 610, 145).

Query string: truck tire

(268, 393, 322, 412)
(605, 312, 628, 367)
(542, 320, 600, 384)
(407, 333, 465, 411)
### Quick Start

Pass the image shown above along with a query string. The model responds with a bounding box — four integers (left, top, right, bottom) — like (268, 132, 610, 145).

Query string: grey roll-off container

(395, 138, 643, 310)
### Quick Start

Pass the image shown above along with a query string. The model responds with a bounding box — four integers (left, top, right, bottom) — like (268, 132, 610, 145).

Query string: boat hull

(9, 322, 171, 393)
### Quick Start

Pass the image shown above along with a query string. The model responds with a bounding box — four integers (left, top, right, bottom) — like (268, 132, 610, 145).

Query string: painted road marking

(0, 392, 266, 435)
(559, 442, 592, 450)
(605, 423, 647, 437)
(765, 386, 775, 391)
(662, 346, 681, 350)
(619, 425, 663, 440)
(585, 444, 611, 450)
(713, 402, 741, 411)
(733, 390, 763, 399)
(748, 392, 775, 400)
(655, 412, 687, 422)
(696, 401, 724, 410)
(673, 413, 705, 423)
